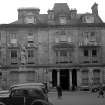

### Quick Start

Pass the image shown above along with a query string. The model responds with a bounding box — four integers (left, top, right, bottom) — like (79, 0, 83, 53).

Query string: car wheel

(0, 102, 6, 105)
(93, 88, 98, 92)
(31, 100, 49, 105)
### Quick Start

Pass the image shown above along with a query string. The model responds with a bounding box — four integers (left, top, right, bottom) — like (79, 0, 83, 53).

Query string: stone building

(0, 3, 105, 90)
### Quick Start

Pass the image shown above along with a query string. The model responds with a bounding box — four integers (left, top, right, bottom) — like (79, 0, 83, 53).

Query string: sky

(0, 0, 104, 24)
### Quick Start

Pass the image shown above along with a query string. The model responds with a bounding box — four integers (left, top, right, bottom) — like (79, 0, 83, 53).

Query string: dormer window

(85, 15, 94, 23)
(25, 16, 36, 24)
(59, 17, 67, 24)
(82, 15, 94, 23)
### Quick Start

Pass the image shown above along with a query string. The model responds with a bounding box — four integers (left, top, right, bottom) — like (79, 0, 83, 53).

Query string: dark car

(10, 82, 48, 94)
(91, 84, 105, 92)
(0, 84, 52, 105)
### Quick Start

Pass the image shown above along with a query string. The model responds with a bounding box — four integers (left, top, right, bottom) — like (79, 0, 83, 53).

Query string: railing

(79, 41, 102, 47)
(11, 58, 18, 64)
(56, 56, 72, 63)
(80, 56, 101, 64)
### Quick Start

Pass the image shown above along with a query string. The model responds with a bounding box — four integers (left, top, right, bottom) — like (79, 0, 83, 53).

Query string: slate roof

(8, 3, 103, 25)
(11, 20, 19, 24)
(53, 3, 70, 14)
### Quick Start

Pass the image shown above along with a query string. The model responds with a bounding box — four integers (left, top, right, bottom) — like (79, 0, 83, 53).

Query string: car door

(25, 89, 46, 105)
(9, 96, 24, 105)
(9, 89, 24, 105)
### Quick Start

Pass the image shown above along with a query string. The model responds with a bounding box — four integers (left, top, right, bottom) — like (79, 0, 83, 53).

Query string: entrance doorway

(52, 70, 57, 87)
(60, 69, 69, 90)
(72, 69, 77, 90)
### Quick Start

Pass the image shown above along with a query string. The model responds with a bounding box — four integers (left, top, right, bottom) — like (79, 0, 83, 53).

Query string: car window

(12, 90, 25, 97)
(11, 88, 44, 98)
(28, 89, 44, 97)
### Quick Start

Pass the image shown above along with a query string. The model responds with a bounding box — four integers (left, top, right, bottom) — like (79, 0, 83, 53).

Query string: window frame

(84, 49, 89, 57)
(92, 49, 97, 57)
(11, 50, 17, 58)
(28, 49, 34, 58)
(59, 16, 67, 24)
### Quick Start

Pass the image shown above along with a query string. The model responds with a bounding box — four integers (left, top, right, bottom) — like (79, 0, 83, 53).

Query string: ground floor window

(93, 69, 100, 85)
(81, 70, 89, 86)
(52, 70, 57, 87)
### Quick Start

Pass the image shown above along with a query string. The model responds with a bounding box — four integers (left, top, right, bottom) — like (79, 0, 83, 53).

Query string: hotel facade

(0, 3, 105, 90)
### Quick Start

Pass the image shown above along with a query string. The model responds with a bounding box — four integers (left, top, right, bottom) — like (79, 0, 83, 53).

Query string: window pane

(84, 50, 88, 56)
(10, 33, 16, 39)
(60, 50, 67, 56)
(28, 50, 34, 57)
(59, 17, 66, 24)
(56, 51, 59, 56)
(11, 50, 17, 58)
(93, 70, 100, 84)
(92, 49, 97, 57)
(28, 32, 33, 36)
(25, 16, 35, 23)
(82, 71, 89, 85)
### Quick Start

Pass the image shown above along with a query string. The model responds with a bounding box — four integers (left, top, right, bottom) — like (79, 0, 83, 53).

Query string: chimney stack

(91, 3, 98, 16)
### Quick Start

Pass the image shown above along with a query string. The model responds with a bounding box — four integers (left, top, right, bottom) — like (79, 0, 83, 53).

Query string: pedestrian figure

(97, 87, 104, 98)
(72, 85, 75, 91)
(44, 82, 48, 93)
(56, 85, 62, 99)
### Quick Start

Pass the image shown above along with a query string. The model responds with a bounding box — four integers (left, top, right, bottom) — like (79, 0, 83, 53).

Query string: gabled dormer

(81, 13, 94, 23)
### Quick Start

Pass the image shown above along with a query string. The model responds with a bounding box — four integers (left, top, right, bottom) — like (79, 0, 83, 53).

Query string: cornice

(0, 23, 105, 29)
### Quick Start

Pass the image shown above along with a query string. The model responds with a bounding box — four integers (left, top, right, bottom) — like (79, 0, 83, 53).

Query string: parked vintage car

(0, 90, 9, 97)
(91, 84, 105, 92)
(10, 82, 48, 94)
(0, 83, 52, 105)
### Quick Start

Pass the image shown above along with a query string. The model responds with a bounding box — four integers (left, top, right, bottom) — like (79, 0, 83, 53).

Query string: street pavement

(48, 91, 105, 105)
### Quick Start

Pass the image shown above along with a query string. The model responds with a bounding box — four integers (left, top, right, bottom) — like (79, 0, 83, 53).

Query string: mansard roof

(53, 3, 70, 14)
(2, 3, 104, 25)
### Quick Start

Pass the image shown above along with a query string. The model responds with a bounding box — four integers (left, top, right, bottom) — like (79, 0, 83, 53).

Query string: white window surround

(11, 39, 17, 44)
(27, 35, 34, 42)
(10, 33, 16, 39)
(10, 33, 17, 44)
(82, 15, 94, 23)
(25, 16, 36, 24)
(59, 17, 67, 24)
(83, 32, 96, 42)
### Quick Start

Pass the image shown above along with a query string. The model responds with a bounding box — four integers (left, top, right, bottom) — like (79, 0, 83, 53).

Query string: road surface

(48, 91, 105, 105)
